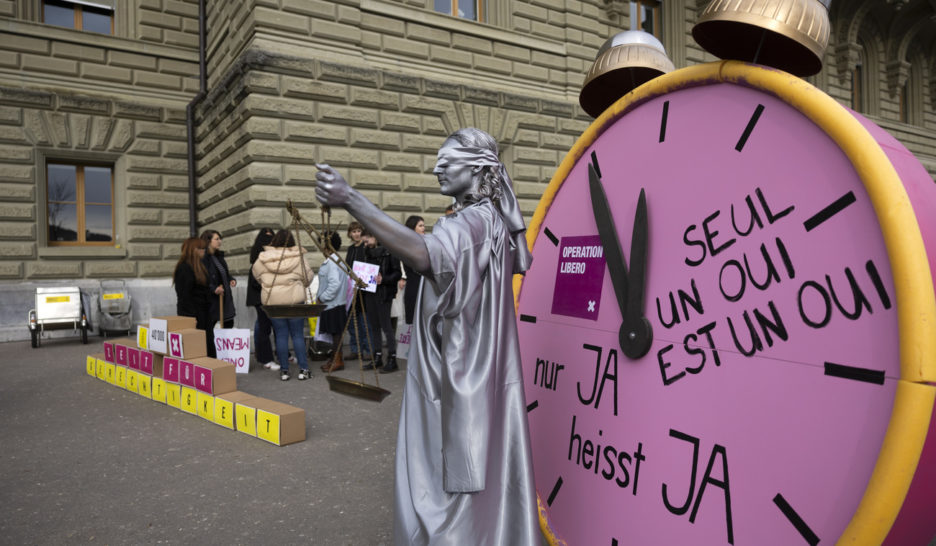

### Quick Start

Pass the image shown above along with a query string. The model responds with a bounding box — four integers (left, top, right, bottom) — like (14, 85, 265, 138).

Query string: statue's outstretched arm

(315, 163, 431, 274)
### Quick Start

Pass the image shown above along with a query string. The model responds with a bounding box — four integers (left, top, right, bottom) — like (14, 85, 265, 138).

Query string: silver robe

(393, 199, 539, 545)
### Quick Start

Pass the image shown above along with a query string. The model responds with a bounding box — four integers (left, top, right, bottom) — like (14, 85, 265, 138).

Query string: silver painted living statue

(314, 128, 540, 545)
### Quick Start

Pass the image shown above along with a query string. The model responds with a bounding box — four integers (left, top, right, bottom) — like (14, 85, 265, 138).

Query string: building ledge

(38, 246, 128, 260)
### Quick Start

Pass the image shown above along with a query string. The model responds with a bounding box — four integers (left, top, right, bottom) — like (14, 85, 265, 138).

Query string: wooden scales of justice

(260, 200, 391, 402)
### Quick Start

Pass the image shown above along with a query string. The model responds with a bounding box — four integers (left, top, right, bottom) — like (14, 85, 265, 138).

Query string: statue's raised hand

(314, 164, 353, 208)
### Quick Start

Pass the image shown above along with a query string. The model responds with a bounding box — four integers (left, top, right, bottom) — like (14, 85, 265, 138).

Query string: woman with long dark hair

(173, 237, 212, 355)
(247, 227, 277, 370)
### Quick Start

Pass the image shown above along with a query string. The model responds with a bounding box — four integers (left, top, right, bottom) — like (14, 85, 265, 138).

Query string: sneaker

(297, 368, 311, 380)
(263, 361, 280, 370)
(280, 371, 290, 381)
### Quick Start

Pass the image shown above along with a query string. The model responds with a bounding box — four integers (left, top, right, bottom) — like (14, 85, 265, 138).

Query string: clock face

(516, 71, 928, 544)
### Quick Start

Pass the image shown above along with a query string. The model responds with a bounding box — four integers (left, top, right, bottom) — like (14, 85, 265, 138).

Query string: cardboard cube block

(167, 328, 207, 360)
(103, 342, 115, 363)
(151, 377, 167, 404)
(127, 347, 140, 370)
(115, 365, 127, 388)
(86, 353, 101, 377)
(139, 350, 156, 375)
(137, 325, 148, 349)
(138, 375, 151, 399)
(148, 316, 197, 355)
(166, 383, 181, 409)
(126, 369, 139, 393)
(180, 386, 198, 415)
(253, 398, 306, 446)
(96, 358, 106, 380)
(105, 362, 116, 385)
(196, 392, 214, 421)
(214, 391, 254, 430)
(163, 357, 180, 383)
(188, 357, 237, 395)
(235, 398, 258, 437)
(179, 359, 195, 387)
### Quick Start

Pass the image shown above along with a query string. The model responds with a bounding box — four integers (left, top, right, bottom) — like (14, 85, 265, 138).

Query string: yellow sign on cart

(102, 293, 124, 300)
(46, 296, 69, 303)
(166, 384, 181, 409)
(180, 386, 197, 414)
(151, 377, 167, 404)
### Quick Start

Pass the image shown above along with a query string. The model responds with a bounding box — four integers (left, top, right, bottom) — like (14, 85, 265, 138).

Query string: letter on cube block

(180, 386, 197, 415)
(166, 383, 181, 409)
(151, 377, 167, 404)
(116, 366, 127, 388)
(138, 375, 151, 399)
(128, 347, 140, 370)
(196, 392, 214, 421)
(96, 358, 106, 380)
(137, 326, 148, 349)
(236, 403, 257, 437)
(86, 355, 96, 377)
(126, 369, 139, 393)
(105, 362, 116, 385)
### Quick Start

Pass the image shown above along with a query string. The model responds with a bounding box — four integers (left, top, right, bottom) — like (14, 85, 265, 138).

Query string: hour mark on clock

(824, 361, 885, 385)
(544, 227, 559, 246)
(526, 400, 539, 412)
(803, 191, 857, 232)
(520, 314, 537, 323)
(773, 493, 819, 545)
(547, 476, 563, 506)
(735, 104, 765, 152)
(659, 100, 670, 142)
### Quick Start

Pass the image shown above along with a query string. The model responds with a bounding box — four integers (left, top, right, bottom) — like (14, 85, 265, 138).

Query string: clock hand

(588, 162, 634, 356)
(622, 189, 653, 359)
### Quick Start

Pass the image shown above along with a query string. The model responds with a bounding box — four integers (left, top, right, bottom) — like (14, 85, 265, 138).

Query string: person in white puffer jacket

(252, 229, 315, 381)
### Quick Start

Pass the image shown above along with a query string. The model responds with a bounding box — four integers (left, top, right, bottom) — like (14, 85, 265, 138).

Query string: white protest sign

(148, 318, 167, 354)
(352, 262, 379, 293)
(214, 328, 251, 374)
(395, 322, 412, 360)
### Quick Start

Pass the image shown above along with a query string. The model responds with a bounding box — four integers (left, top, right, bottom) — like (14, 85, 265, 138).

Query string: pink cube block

(180, 360, 195, 387)
(127, 347, 140, 370)
(115, 344, 128, 366)
(139, 351, 153, 375)
(163, 357, 180, 383)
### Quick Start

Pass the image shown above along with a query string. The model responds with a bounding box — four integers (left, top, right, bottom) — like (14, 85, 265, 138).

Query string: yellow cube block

(180, 386, 197, 415)
(151, 377, 167, 404)
(196, 392, 214, 421)
(166, 383, 181, 409)
(214, 398, 235, 429)
(115, 366, 127, 388)
(256, 409, 281, 445)
(86, 355, 96, 377)
(105, 362, 116, 385)
(126, 369, 139, 393)
(96, 358, 106, 380)
(138, 375, 152, 399)
(235, 403, 257, 437)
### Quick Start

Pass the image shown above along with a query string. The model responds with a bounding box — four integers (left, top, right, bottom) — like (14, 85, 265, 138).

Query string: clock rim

(515, 60, 936, 545)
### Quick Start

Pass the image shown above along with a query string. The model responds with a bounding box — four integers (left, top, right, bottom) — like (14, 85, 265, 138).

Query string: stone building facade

(0, 0, 934, 340)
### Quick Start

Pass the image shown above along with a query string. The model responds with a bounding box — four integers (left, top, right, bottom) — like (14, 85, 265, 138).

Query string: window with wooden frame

(42, 0, 114, 35)
(630, 0, 662, 39)
(47, 162, 115, 246)
(434, 0, 484, 22)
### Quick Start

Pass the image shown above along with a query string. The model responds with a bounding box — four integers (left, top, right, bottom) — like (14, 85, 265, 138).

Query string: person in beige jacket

(251, 229, 315, 381)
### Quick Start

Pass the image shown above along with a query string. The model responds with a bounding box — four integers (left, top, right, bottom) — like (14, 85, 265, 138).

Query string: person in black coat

(402, 215, 426, 325)
(360, 229, 402, 372)
(247, 227, 277, 370)
(173, 237, 212, 354)
(201, 229, 236, 358)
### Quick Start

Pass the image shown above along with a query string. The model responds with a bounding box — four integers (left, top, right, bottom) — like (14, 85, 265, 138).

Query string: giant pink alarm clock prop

(515, 62, 936, 545)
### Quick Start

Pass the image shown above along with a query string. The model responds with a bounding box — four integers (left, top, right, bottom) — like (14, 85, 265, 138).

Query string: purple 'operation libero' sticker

(551, 235, 605, 320)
